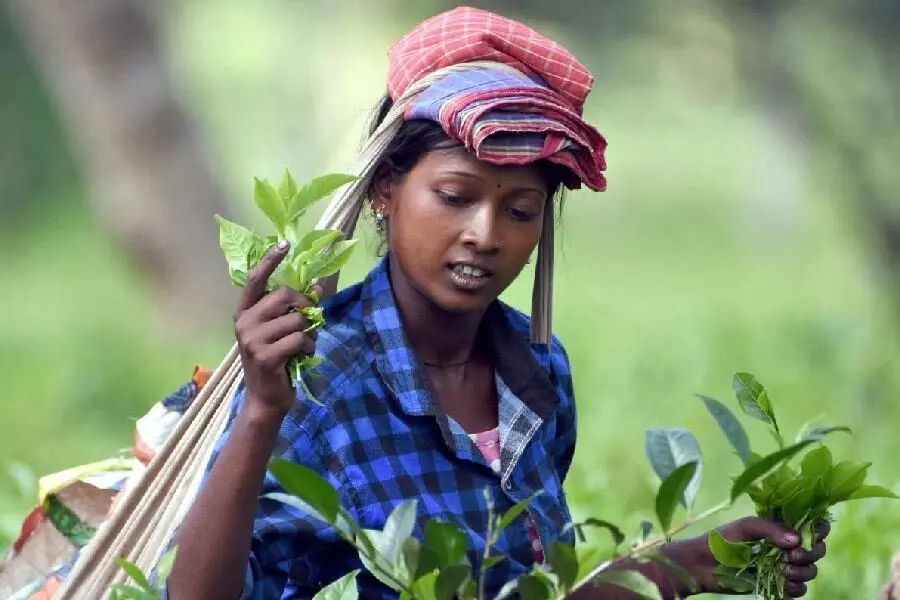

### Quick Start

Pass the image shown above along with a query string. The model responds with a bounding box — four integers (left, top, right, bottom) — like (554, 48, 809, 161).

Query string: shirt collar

(360, 255, 560, 422)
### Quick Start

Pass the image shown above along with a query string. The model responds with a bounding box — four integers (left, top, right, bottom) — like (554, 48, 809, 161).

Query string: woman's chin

(425, 286, 496, 316)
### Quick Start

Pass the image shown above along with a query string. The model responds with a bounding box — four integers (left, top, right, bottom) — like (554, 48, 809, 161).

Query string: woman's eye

(509, 207, 538, 222)
(439, 192, 469, 206)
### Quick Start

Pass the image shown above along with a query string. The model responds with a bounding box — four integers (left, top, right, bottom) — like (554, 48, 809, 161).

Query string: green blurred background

(2, 0, 900, 597)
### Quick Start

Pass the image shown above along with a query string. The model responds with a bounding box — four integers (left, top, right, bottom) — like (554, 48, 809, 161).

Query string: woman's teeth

(455, 264, 486, 277)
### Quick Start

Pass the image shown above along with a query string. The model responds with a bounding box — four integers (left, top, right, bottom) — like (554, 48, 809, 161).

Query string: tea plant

(698, 374, 898, 597)
(215, 169, 358, 393)
(106, 171, 898, 600)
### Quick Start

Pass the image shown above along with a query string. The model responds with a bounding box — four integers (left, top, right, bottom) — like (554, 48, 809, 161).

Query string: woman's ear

(370, 162, 395, 216)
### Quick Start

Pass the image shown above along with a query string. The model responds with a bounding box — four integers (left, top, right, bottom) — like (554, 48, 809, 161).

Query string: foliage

(111, 370, 895, 599)
(699, 373, 897, 598)
(214, 169, 359, 397)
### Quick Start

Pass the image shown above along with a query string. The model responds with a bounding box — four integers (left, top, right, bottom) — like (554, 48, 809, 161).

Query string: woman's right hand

(233, 240, 321, 418)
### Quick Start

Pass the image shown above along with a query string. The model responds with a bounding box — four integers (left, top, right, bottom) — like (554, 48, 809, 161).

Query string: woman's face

(374, 146, 549, 315)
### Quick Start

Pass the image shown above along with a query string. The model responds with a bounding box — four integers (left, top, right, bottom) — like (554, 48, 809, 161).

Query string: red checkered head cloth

(387, 6, 593, 112)
(385, 6, 607, 191)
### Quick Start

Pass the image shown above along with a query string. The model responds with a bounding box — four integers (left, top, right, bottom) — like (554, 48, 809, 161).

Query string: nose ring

(497, 240, 504, 248)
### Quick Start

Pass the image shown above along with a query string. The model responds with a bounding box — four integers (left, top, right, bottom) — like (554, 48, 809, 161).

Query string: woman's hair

(365, 93, 569, 206)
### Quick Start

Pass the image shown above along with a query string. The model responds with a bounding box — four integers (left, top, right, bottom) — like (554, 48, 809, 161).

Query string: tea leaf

(645, 428, 703, 508)
(154, 546, 178, 587)
(246, 233, 275, 271)
(495, 493, 540, 539)
(306, 239, 359, 282)
(359, 529, 405, 591)
(592, 569, 663, 600)
(732, 372, 776, 428)
(494, 578, 521, 600)
(288, 173, 359, 222)
(108, 584, 156, 600)
(435, 564, 471, 600)
(312, 569, 360, 600)
(730, 440, 816, 502)
(517, 574, 554, 600)
(230, 269, 248, 287)
(697, 395, 752, 465)
(548, 542, 579, 591)
(460, 578, 477, 599)
(783, 487, 817, 525)
(114, 558, 153, 593)
(655, 461, 699, 534)
(638, 520, 654, 542)
(415, 545, 442, 581)
(483, 555, 505, 570)
(803, 425, 852, 441)
(279, 169, 299, 203)
(425, 521, 468, 567)
(300, 229, 344, 254)
(214, 215, 255, 274)
(263, 492, 346, 538)
(381, 499, 418, 565)
(563, 518, 625, 546)
(708, 530, 753, 568)
(254, 177, 287, 235)
(846, 485, 900, 501)
(267, 458, 339, 524)
(410, 570, 439, 600)
(801, 446, 833, 479)
(825, 461, 871, 502)
(401, 537, 420, 580)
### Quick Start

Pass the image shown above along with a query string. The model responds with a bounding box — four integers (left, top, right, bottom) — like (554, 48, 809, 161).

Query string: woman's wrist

(657, 537, 714, 597)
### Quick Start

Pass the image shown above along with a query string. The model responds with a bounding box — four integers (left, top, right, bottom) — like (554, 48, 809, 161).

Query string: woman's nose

(459, 205, 499, 252)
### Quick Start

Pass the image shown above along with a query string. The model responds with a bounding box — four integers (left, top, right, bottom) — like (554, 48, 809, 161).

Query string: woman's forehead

(415, 146, 548, 191)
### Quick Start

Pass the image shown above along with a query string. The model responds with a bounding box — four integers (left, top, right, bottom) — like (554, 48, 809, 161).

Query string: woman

(166, 7, 828, 599)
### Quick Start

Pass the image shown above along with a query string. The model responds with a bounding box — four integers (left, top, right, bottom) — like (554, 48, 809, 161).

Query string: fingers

(783, 580, 808, 598)
(256, 314, 317, 352)
(785, 562, 818, 582)
(788, 541, 826, 566)
(726, 517, 800, 550)
(252, 285, 314, 321)
(814, 520, 831, 542)
(269, 332, 316, 361)
(239, 241, 290, 311)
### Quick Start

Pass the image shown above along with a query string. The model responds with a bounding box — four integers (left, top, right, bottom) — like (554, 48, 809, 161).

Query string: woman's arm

(566, 518, 830, 599)
(166, 403, 285, 598)
(166, 242, 320, 598)
(564, 543, 687, 600)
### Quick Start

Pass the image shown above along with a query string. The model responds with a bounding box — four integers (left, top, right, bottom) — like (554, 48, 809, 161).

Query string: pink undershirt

(468, 428, 544, 563)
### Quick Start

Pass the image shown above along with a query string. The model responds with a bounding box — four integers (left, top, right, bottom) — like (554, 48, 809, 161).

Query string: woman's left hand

(666, 516, 830, 597)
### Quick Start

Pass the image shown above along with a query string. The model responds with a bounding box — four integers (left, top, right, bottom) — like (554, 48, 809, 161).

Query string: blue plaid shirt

(177, 256, 577, 598)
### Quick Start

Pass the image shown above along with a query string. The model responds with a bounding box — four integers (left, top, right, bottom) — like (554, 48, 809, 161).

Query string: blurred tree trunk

(724, 0, 900, 320)
(5, 0, 236, 337)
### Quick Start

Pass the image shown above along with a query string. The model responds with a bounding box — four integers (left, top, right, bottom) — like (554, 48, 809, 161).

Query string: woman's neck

(387, 255, 486, 366)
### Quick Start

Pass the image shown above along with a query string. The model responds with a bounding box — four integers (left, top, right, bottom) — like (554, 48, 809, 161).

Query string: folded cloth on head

(387, 6, 607, 191)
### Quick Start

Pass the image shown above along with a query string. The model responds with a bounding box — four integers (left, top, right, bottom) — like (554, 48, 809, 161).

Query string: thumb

(723, 517, 800, 550)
